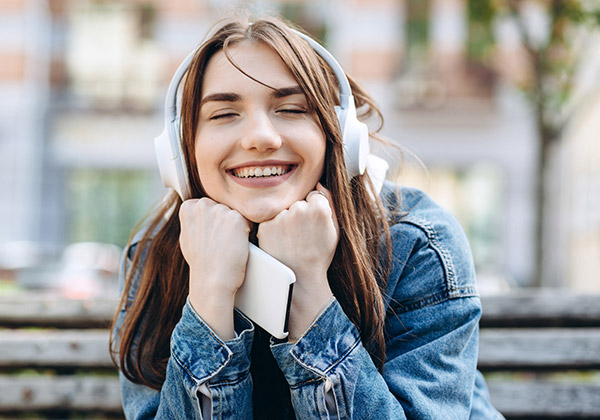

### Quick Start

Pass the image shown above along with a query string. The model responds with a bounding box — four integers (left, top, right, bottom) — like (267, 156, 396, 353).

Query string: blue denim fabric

(114, 183, 504, 419)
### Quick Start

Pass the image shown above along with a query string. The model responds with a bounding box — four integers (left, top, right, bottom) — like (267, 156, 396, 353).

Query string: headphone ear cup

(154, 120, 191, 200)
(337, 100, 369, 178)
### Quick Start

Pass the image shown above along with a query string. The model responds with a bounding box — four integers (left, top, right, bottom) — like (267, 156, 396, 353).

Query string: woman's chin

(221, 194, 306, 223)
(235, 200, 291, 224)
(240, 207, 282, 224)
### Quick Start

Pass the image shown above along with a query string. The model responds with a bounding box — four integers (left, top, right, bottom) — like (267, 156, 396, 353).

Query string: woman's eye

(210, 112, 237, 120)
(278, 108, 306, 115)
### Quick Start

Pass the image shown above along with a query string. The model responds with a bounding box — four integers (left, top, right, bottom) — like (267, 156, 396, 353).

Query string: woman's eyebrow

(271, 85, 305, 99)
(200, 86, 304, 106)
(200, 92, 241, 107)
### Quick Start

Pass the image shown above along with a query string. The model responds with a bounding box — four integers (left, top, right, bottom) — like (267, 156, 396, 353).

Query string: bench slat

(0, 330, 113, 368)
(1, 292, 598, 328)
(481, 291, 600, 327)
(1, 376, 598, 418)
(479, 328, 600, 370)
(487, 379, 600, 417)
(0, 294, 117, 328)
(0, 375, 121, 412)
(3, 327, 599, 371)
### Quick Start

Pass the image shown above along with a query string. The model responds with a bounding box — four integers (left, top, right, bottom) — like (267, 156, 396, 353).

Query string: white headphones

(154, 28, 372, 201)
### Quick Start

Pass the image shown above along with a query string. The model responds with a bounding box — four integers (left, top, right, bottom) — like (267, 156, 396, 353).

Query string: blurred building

(0, 0, 598, 291)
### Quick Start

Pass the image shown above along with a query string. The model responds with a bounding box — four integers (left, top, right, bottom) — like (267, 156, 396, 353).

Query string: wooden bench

(0, 290, 598, 418)
(478, 290, 600, 419)
(0, 292, 123, 419)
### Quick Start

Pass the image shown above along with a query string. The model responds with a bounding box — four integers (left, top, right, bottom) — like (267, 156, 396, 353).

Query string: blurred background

(0, 0, 599, 299)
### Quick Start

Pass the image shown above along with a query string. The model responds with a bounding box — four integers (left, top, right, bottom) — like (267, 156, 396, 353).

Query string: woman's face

(195, 40, 326, 223)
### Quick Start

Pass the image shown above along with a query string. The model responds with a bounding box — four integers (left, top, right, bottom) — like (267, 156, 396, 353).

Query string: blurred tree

(467, 0, 600, 286)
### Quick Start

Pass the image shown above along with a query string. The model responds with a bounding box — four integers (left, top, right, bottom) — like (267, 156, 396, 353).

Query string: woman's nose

(239, 111, 282, 152)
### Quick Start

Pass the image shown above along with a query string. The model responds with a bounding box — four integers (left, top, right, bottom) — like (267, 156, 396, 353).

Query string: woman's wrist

(287, 278, 334, 340)
(188, 271, 238, 341)
(189, 296, 236, 341)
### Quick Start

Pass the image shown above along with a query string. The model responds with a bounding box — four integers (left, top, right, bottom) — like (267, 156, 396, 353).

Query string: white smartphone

(235, 243, 296, 339)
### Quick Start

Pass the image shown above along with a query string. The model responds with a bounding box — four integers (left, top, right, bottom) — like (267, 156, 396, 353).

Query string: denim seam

(387, 286, 479, 314)
(172, 304, 235, 384)
(290, 335, 362, 387)
(207, 372, 250, 388)
(171, 349, 232, 386)
(289, 376, 323, 389)
(401, 217, 459, 291)
(323, 336, 362, 375)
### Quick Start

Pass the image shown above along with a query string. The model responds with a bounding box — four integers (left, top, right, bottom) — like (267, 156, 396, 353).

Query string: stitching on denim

(206, 372, 250, 388)
(171, 351, 208, 384)
(289, 376, 323, 389)
(387, 286, 479, 314)
(291, 334, 361, 385)
(401, 217, 459, 291)
(323, 336, 361, 375)
(173, 350, 229, 385)
(171, 329, 232, 384)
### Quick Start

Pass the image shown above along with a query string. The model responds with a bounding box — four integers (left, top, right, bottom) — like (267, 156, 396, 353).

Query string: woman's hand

(179, 197, 251, 340)
(257, 183, 339, 339)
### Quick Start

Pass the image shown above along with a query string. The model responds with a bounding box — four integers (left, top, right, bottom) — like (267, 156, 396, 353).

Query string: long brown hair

(110, 13, 392, 391)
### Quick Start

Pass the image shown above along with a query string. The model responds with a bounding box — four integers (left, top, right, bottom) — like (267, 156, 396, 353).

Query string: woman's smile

(230, 163, 295, 179)
(227, 162, 297, 187)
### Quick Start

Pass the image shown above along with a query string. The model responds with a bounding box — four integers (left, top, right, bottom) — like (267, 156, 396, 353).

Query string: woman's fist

(179, 197, 251, 339)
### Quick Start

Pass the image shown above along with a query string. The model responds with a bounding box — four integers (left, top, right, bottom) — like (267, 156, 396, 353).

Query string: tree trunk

(533, 109, 555, 287)
(533, 128, 545, 287)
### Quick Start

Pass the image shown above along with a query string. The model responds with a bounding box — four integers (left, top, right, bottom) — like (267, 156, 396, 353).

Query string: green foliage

(468, 0, 496, 24)
(405, 0, 430, 64)
(473, 0, 600, 135)
(467, 0, 496, 61)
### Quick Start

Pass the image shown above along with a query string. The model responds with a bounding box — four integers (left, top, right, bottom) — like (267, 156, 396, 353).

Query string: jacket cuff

(271, 299, 361, 385)
(170, 299, 254, 384)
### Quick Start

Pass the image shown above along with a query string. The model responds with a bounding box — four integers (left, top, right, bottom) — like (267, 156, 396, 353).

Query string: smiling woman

(110, 11, 504, 420)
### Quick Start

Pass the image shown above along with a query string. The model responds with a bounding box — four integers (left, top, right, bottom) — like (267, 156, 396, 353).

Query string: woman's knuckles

(181, 199, 248, 230)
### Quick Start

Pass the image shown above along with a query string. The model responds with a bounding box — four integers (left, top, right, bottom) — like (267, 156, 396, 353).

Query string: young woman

(111, 13, 504, 420)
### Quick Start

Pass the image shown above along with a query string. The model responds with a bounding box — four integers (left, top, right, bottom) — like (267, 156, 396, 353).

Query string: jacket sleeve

(119, 303, 254, 419)
(114, 243, 255, 419)
(270, 220, 483, 420)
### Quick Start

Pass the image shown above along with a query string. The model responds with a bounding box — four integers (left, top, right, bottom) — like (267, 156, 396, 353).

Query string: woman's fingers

(307, 183, 339, 240)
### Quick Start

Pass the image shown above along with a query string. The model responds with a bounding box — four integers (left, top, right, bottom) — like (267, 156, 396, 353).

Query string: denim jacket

(114, 184, 504, 419)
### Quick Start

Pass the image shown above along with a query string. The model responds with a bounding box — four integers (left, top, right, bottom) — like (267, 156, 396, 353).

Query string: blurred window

(65, 1, 161, 111)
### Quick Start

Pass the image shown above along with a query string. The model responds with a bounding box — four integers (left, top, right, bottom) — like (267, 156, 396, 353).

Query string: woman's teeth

(233, 166, 291, 178)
